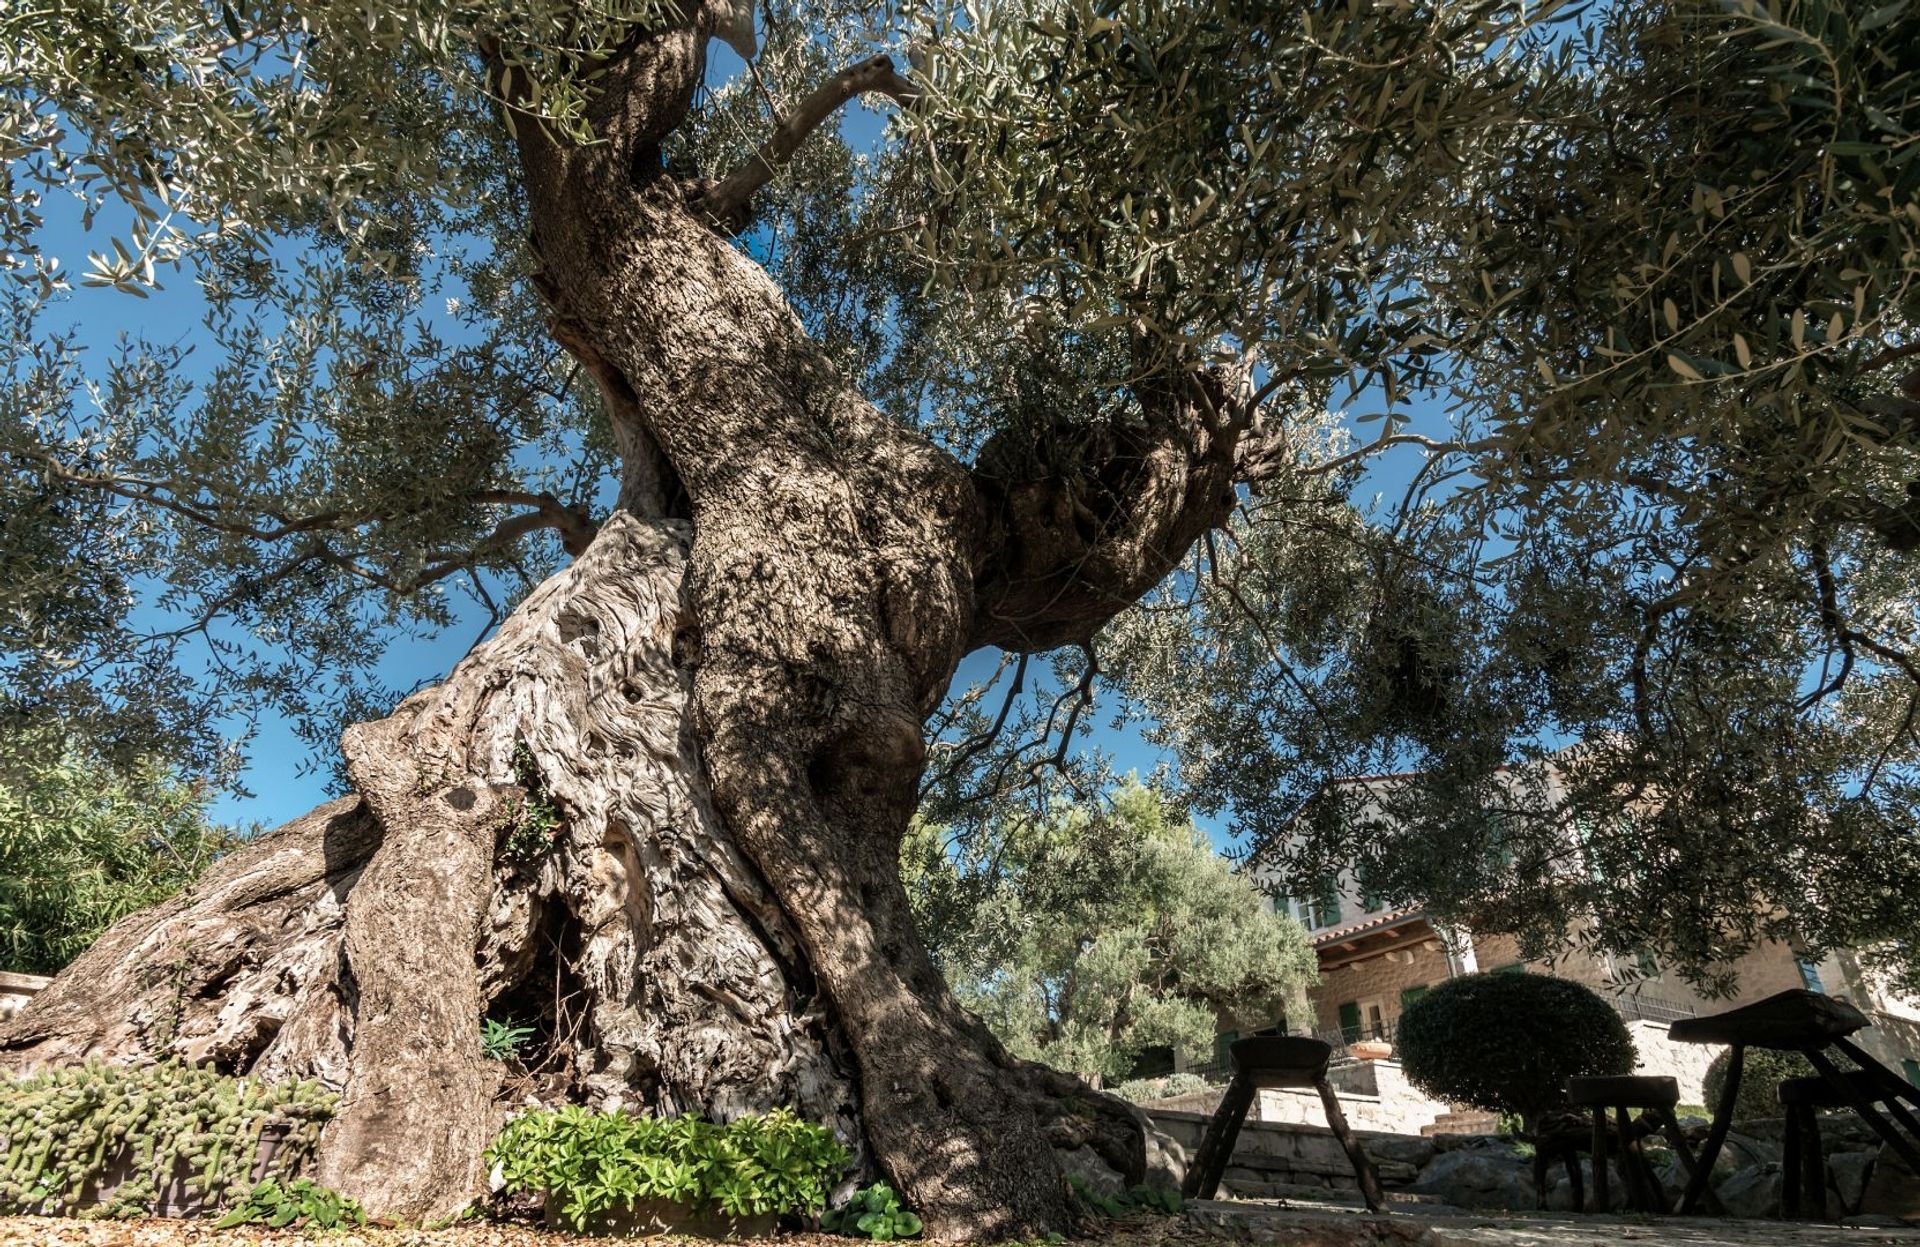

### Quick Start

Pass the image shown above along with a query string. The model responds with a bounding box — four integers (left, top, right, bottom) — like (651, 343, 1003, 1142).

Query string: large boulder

(1715, 1161, 1782, 1219)
(1407, 1146, 1537, 1210)
(1541, 1158, 1628, 1212)
(1860, 1143, 1920, 1224)
(1830, 1150, 1876, 1215)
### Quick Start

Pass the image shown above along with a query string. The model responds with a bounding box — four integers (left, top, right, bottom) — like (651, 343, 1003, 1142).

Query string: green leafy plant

(481, 1017, 536, 1063)
(502, 744, 563, 863)
(0, 1060, 337, 1218)
(0, 734, 241, 974)
(214, 1177, 365, 1230)
(486, 1105, 850, 1231)
(822, 1182, 923, 1241)
(1395, 972, 1637, 1132)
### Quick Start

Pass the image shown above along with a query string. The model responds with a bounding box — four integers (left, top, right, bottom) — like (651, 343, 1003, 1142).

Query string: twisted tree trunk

(4, 12, 1234, 1238)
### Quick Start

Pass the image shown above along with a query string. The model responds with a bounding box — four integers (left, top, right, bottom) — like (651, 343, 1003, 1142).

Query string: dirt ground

(0, 1216, 1210, 1247)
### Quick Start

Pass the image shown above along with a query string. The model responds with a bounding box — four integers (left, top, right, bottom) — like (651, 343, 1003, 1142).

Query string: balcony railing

(1181, 993, 1699, 1084)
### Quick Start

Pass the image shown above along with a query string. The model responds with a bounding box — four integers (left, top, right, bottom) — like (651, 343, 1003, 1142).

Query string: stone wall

(1149, 1108, 1441, 1198)
(0, 972, 49, 1022)
(1625, 1019, 1722, 1104)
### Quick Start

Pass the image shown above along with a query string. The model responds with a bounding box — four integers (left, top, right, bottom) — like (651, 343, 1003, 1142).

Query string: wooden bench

(1564, 1074, 1720, 1214)
(1180, 1036, 1386, 1211)
(1668, 989, 1920, 1215)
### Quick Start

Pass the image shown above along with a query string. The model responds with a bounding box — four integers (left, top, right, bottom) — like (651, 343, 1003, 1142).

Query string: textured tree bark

(4, 11, 1224, 1237)
(2, 515, 863, 1222)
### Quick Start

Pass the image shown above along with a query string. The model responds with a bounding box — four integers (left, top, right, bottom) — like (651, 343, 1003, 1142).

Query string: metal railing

(1180, 993, 1698, 1084)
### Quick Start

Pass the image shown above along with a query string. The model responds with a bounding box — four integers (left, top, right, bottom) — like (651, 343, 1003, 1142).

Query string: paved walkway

(1186, 1198, 1920, 1247)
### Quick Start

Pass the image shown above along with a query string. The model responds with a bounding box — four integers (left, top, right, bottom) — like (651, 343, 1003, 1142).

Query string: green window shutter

(1215, 1029, 1239, 1070)
(1399, 985, 1429, 1011)
(1337, 1001, 1362, 1043)
(1492, 962, 1526, 974)
(1901, 1058, 1919, 1088)
(1317, 878, 1341, 927)
(1634, 950, 1659, 977)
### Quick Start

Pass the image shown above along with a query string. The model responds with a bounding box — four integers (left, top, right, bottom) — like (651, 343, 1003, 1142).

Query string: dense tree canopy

(4, 1, 1920, 1227)
(904, 781, 1315, 1084)
(0, 731, 239, 974)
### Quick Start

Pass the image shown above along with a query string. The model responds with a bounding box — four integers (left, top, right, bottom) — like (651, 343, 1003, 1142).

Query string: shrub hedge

(1395, 971, 1636, 1125)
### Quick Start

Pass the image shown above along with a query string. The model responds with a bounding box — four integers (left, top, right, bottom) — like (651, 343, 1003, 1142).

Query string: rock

(1714, 1161, 1782, 1219)
(1407, 1148, 1537, 1211)
(1716, 1131, 1782, 1173)
(1859, 1141, 1920, 1224)
(1139, 1111, 1189, 1192)
(1057, 1145, 1126, 1197)
(1830, 1149, 1876, 1214)
(1364, 1135, 1438, 1169)
(1541, 1158, 1628, 1212)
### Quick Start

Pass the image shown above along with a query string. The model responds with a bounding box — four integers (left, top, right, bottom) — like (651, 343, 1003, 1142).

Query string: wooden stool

(1181, 1036, 1386, 1211)
(1669, 989, 1920, 1214)
(1526, 1110, 1590, 1211)
(1565, 1074, 1720, 1214)
(1778, 1069, 1920, 1219)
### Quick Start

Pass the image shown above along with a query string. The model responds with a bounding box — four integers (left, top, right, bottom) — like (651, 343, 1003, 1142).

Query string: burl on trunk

(3, 9, 1244, 1238)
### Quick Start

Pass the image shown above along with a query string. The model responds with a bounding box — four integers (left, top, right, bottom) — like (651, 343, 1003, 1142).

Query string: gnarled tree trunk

(4, 10, 1238, 1238)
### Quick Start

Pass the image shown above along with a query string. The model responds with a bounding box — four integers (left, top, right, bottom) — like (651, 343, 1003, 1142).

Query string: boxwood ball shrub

(486, 1104, 851, 1232)
(1395, 972, 1637, 1127)
(1701, 1047, 1845, 1123)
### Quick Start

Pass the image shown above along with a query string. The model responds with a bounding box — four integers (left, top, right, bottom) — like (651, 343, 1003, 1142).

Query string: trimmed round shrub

(1396, 972, 1637, 1126)
(1700, 1047, 1849, 1123)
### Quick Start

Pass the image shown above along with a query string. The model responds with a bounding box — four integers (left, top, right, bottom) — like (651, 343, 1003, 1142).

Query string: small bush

(1396, 972, 1636, 1126)
(1113, 1072, 1213, 1103)
(822, 1182, 923, 1241)
(0, 1060, 336, 1217)
(486, 1105, 850, 1231)
(1701, 1047, 1849, 1122)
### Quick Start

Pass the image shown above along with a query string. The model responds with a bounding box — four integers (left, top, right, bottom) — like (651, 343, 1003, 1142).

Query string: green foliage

(821, 1182, 923, 1241)
(1067, 1176, 1183, 1219)
(9, 0, 1920, 1006)
(1701, 1047, 1851, 1123)
(904, 781, 1315, 1083)
(502, 745, 564, 863)
(1113, 1072, 1213, 1105)
(486, 1105, 850, 1232)
(480, 1018, 536, 1063)
(0, 1061, 336, 1218)
(1395, 973, 1637, 1124)
(213, 1177, 366, 1231)
(0, 734, 240, 974)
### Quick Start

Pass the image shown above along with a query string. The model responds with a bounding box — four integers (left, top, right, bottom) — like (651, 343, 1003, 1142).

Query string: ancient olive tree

(3, 0, 1920, 1237)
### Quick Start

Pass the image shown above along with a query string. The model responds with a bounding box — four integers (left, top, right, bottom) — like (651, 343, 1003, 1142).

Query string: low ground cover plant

(486, 1104, 850, 1231)
(214, 1176, 365, 1229)
(0, 1060, 336, 1217)
(821, 1182, 923, 1241)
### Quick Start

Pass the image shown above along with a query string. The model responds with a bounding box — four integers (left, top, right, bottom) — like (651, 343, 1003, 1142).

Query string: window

(1299, 877, 1341, 929)
(1633, 950, 1660, 979)
(1903, 1058, 1919, 1088)
(1337, 1002, 1362, 1043)
(1215, 1029, 1239, 1070)
(1400, 985, 1430, 1012)
(1797, 957, 1826, 994)
(1492, 962, 1526, 974)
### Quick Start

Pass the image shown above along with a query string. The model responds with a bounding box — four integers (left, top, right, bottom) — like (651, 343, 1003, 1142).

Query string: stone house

(1173, 761, 1920, 1123)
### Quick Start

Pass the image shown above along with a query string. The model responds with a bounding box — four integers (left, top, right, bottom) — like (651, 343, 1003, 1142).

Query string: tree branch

(694, 54, 921, 233)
